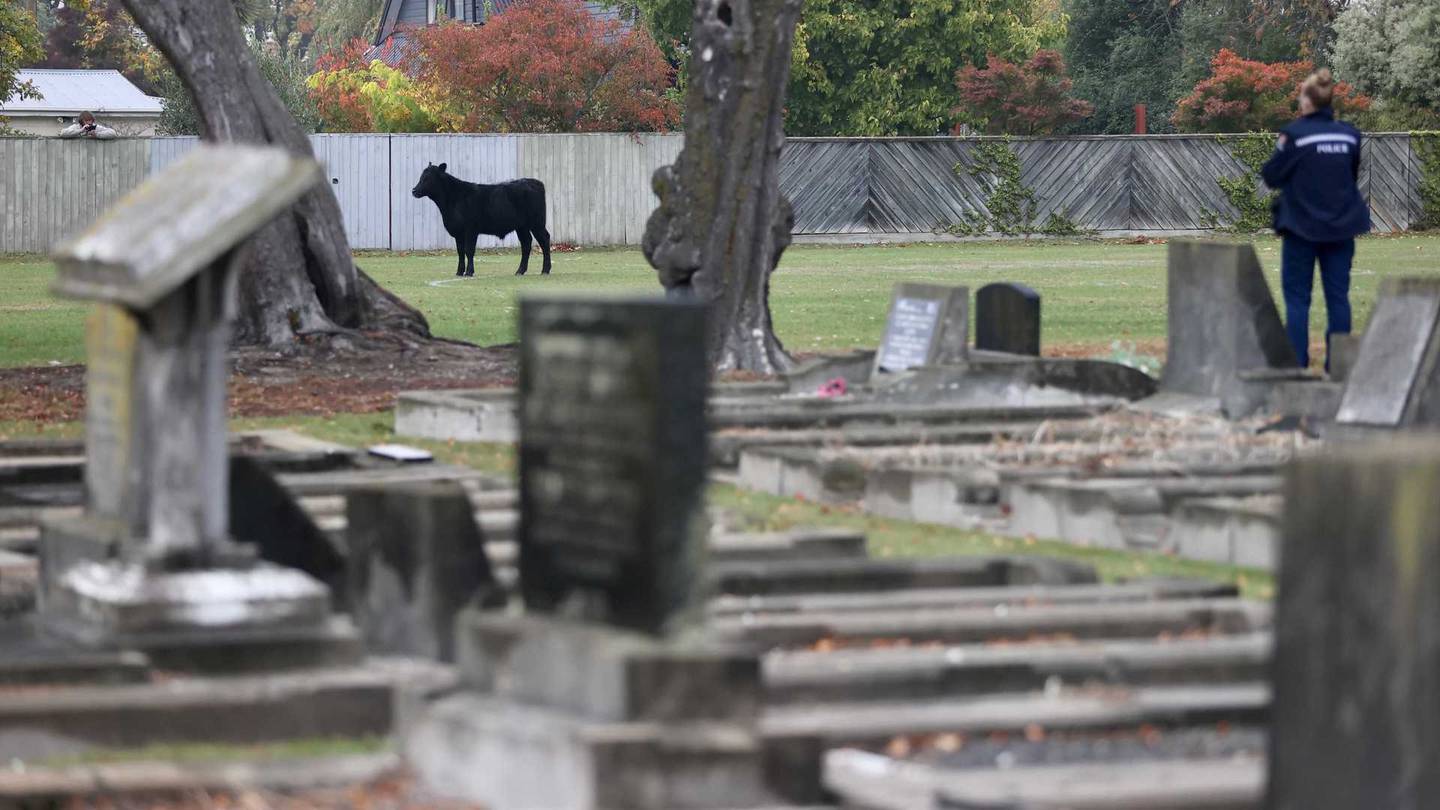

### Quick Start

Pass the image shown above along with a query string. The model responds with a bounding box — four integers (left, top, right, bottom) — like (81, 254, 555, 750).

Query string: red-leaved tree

(414, 0, 680, 133)
(952, 50, 1093, 136)
(1173, 49, 1371, 133)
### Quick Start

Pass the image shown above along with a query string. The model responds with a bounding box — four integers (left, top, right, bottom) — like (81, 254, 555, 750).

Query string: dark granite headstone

(873, 283, 968, 374)
(975, 282, 1041, 356)
(1335, 278, 1440, 427)
(517, 297, 708, 636)
(1160, 241, 1298, 413)
(1269, 438, 1440, 809)
(346, 480, 498, 661)
(229, 455, 346, 601)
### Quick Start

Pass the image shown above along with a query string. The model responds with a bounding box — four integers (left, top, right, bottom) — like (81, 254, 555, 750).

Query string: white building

(0, 68, 163, 137)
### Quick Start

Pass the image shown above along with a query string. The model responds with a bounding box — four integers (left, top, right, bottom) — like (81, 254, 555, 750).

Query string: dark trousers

(1281, 235, 1354, 371)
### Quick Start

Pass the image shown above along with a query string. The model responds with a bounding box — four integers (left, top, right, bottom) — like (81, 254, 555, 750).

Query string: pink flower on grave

(817, 377, 848, 398)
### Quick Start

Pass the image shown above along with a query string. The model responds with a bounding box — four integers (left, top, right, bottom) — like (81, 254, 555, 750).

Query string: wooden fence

(0, 133, 1426, 254)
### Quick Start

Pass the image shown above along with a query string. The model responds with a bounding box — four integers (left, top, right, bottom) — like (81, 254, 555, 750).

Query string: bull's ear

(438, 162, 447, 172)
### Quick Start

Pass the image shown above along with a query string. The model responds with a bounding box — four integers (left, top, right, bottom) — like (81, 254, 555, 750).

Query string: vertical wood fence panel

(389, 134, 520, 251)
(0, 137, 149, 253)
(0, 133, 1429, 254)
(313, 134, 391, 250)
(517, 133, 681, 246)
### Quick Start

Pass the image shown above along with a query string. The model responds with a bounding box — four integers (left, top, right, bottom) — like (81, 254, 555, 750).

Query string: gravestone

(1335, 278, 1440, 427)
(1269, 438, 1440, 808)
(1160, 241, 1299, 415)
(346, 480, 499, 661)
(873, 283, 969, 375)
(517, 296, 709, 635)
(229, 455, 346, 600)
(39, 145, 343, 647)
(975, 282, 1041, 356)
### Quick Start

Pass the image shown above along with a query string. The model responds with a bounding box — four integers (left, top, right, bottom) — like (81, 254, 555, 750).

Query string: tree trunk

(641, 0, 801, 374)
(119, 0, 430, 347)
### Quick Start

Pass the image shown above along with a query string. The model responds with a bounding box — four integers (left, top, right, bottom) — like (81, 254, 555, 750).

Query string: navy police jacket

(1260, 107, 1371, 243)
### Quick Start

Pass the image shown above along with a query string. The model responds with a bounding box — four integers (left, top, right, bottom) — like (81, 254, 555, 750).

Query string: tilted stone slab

(1160, 240, 1298, 416)
(1335, 278, 1440, 427)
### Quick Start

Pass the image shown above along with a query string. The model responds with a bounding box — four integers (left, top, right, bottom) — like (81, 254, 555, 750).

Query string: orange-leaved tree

(1173, 49, 1371, 133)
(414, 0, 679, 133)
(953, 50, 1093, 136)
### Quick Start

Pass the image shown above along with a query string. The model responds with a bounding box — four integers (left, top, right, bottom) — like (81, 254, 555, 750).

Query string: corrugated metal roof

(2, 69, 163, 115)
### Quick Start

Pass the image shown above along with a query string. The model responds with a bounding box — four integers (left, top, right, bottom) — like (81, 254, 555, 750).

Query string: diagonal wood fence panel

(0, 133, 1428, 254)
(780, 134, 1423, 235)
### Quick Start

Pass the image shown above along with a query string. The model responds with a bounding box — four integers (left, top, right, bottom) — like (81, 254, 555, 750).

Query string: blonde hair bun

(1302, 68, 1335, 107)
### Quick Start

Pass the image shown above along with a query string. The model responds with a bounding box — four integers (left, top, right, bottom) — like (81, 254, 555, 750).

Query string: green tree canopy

(1333, 0, 1440, 115)
(0, 2, 44, 109)
(1064, 0, 1182, 133)
(786, 0, 1065, 135)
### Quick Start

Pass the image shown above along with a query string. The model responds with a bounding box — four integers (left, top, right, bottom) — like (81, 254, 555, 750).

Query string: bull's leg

(516, 230, 532, 276)
(454, 236, 465, 277)
(535, 228, 552, 275)
(465, 233, 478, 277)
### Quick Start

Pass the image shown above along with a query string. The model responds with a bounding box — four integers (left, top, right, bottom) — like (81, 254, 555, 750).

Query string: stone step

(709, 579, 1238, 618)
(0, 658, 454, 762)
(406, 693, 821, 810)
(763, 634, 1271, 703)
(711, 421, 1059, 468)
(275, 464, 504, 496)
(824, 748, 1263, 810)
(708, 556, 1098, 598)
(711, 598, 1269, 649)
(763, 683, 1270, 745)
(0, 752, 402, 802)
(710, 529, 868, 564)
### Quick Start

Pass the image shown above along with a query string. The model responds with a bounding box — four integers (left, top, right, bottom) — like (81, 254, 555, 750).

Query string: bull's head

(412, 162, 447, 198)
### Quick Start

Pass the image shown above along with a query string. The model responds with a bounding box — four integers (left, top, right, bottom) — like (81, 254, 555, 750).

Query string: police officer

(1261, 68, 1371, 373)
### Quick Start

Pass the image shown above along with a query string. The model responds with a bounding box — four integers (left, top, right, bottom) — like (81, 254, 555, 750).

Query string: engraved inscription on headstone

(975, 282, 1041, 356)
(877, 298, 941, 372)
(518, 298, 707, 635)
(873, 283, 969, 375)
(1335, 279, 1440, 426)
(83, 304, 139, 526)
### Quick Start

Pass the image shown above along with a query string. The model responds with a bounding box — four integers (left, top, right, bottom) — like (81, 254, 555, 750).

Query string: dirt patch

(0, 338, 519, 425)
(1045, 340, 1166, 360)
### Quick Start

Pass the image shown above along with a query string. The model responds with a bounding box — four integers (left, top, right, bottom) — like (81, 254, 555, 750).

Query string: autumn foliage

(952, 51, 1093, 135)
(413, 0, 679, 133)
(1172, 49, 1371, 132)
(308, 39, 436, 132)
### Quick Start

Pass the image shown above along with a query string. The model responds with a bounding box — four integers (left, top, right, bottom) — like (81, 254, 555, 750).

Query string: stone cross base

(41, 545, 342, 656)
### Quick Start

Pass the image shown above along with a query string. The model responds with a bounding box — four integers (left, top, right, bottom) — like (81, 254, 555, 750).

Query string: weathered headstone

(1160, 241, 1299, 415)
(1335, 278, 1440, 427)
(346, 480, 499, 661)
(975, 282, 1041, 356)
(873, 284, 969, 375)
(39, 145, 341, 647)
(517, 297, 709, 635)
(1269, 438, 1440, 809)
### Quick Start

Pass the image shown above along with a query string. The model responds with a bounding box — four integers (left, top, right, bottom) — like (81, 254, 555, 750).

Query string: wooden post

(1135, 104, 1147, 135)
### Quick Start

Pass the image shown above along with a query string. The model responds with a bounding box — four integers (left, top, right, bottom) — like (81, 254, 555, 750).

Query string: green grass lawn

(5, 234, 1439, 368)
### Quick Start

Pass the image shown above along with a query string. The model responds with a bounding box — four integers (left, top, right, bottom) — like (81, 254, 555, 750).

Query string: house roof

(373, 0, 631, 48)
(1, 69, 163, 116)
